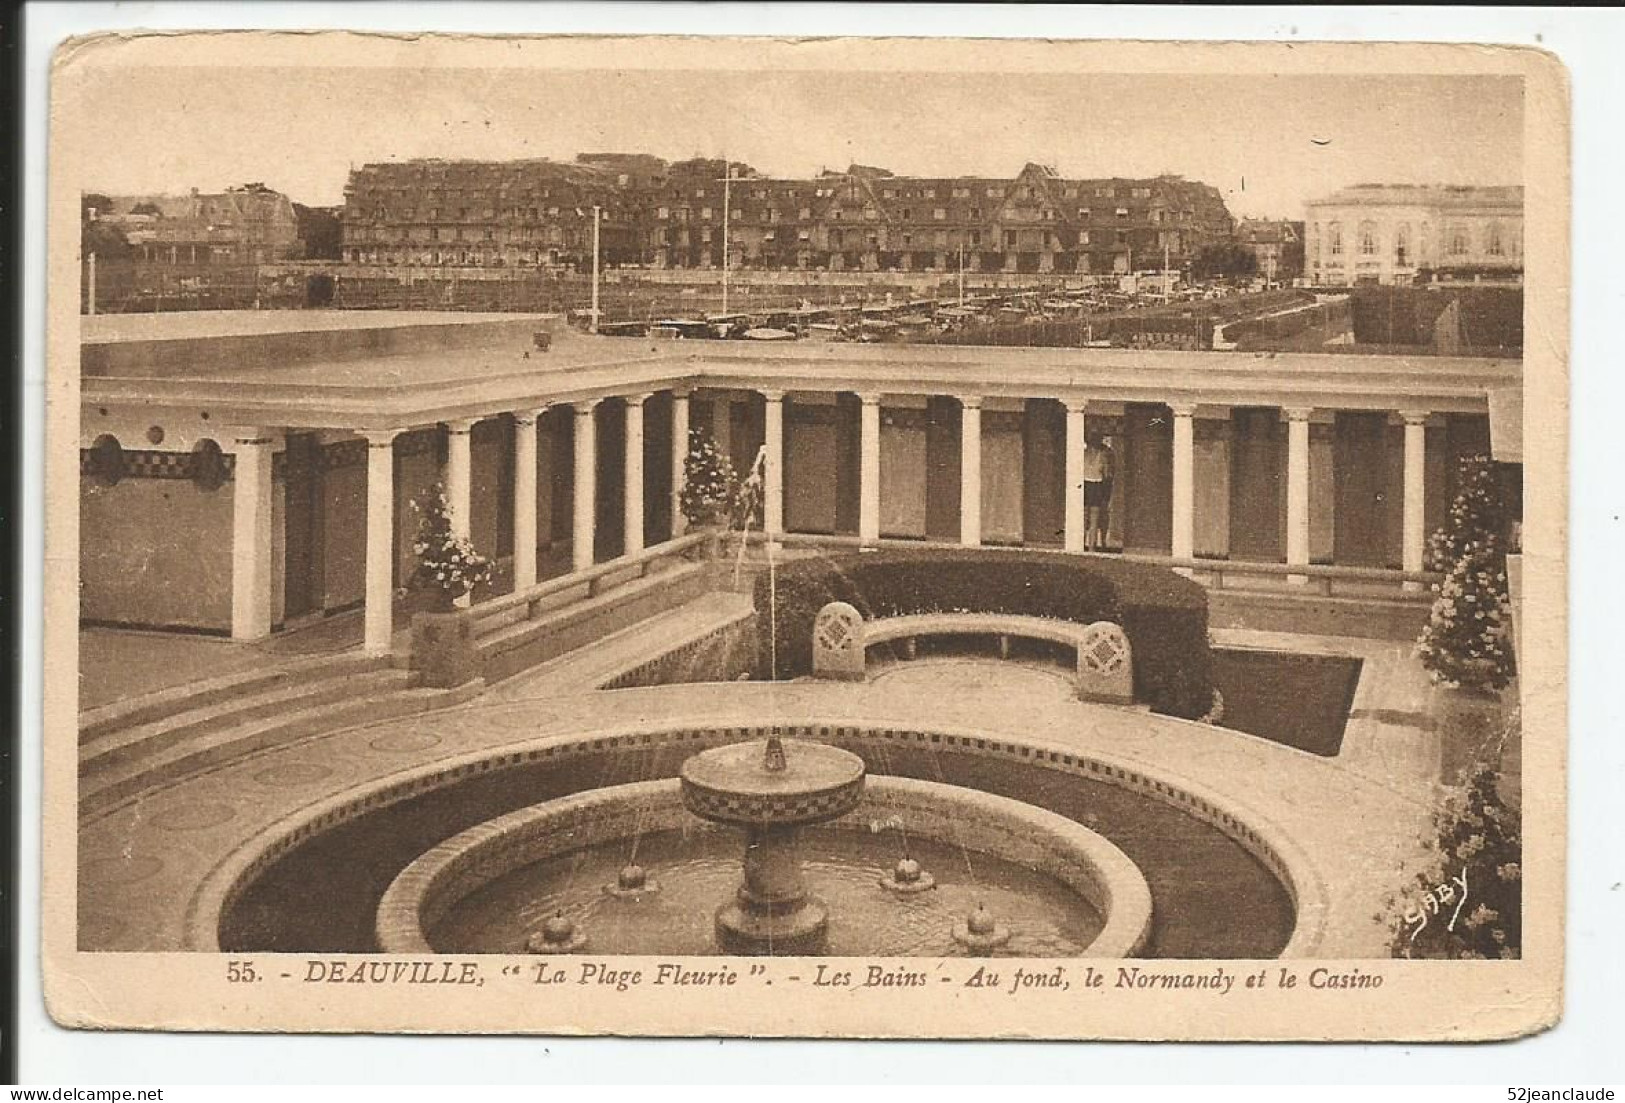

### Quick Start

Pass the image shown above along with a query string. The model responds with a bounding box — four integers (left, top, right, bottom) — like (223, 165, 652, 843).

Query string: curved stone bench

(812, 603, 1135, 705)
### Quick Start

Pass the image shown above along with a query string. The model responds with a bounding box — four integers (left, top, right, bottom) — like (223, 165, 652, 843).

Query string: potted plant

(1382, 739, 1521, 960)
(406, 486, 492, 688)
(678, 427, 741, 530)
(1416, 454, 1515, 780)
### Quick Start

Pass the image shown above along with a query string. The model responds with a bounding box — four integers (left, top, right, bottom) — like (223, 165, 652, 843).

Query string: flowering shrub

(1425, 454, 1508, 574)
(1385, 742, 1522, 959)
(407, 486, 492, 606)
(1416, 454, 1514, 691)
(678, 428, 740, 528)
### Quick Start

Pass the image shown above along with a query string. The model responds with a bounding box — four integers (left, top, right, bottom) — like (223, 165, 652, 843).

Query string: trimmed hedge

(753, 548, 1214, 718)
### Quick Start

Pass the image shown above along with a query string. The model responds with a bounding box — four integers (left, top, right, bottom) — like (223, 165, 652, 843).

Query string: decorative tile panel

(80, 448, 236, 482)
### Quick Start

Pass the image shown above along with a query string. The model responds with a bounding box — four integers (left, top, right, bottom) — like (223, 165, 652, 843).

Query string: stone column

(762, 389, 785, 538)
(443, 418, 477, 607)
(512, 408, 544, 591)
(572, 399, 599, 572)
(362, 429, 399, 654)
(1170, 402, 1197, 567)
(670, 388, 690, 537)
(1063, 399, 1088, 553)
(1402, 410, 1429, 591)
(959, 395, 982, 547)
(230, 432, 277, 641)
(1285, 406, 1313, 584)
(443, 419, 475, 537)
(624, 393, 649, 556)
(859, 392, 882, 546)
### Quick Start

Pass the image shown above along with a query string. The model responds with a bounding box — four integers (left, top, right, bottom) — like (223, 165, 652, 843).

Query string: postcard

(44, 31, 1567, 1040)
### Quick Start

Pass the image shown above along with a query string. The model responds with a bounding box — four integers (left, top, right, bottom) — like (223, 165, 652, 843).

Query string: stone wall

(80, 450, 235, 632)
(598, 616, 757, 690)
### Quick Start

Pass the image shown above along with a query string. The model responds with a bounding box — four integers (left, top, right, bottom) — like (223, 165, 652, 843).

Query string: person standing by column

(1082, 430, 1116, 551)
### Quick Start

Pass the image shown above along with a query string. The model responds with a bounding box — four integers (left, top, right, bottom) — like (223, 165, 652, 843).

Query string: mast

(958, 241, 965, 307)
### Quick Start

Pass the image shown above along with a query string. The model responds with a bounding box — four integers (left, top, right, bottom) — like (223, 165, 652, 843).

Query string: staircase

(78, 651, 483, 818)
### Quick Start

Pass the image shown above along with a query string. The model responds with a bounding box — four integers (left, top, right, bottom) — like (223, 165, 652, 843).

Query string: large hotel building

(340, 156, 1237, 275)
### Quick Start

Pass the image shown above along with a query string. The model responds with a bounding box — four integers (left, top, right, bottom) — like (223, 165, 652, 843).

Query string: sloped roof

(1236, 219, 1302, 244)
(106, 193, 197, 220)
(99, 189, 295, 222)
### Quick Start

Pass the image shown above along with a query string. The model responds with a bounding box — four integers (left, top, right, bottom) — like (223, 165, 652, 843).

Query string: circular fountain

(372, 770, 1158, 958)
(678, 734, 866, 954)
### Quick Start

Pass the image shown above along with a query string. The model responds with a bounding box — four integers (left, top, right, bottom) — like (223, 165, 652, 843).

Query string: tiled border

(187, 720, 1327, 957)
(80, 447, 236, 482)
(373, 776, 1155, 960)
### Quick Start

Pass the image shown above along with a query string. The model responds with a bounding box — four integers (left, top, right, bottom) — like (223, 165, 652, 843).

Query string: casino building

(1304, 185, 1524, 288)
(76, 311, 1521, 651)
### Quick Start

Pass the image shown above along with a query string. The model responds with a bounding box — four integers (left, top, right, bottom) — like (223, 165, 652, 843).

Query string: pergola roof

(78, 310, 1522, 434)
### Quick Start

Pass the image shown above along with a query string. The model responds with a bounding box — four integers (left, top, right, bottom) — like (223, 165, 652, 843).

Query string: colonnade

(346, 393, 692, 652)
(231, 388, 1435, 652)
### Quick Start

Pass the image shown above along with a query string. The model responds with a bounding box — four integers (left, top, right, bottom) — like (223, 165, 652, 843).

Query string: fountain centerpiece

(679, 734, 866, 954)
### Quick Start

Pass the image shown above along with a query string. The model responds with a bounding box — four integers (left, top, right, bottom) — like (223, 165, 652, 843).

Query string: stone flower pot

(685, 508, 727, 532)
(410, 595, 479, 689)
(677, 521, 730, 584)
(1436, 681, 1506, 786)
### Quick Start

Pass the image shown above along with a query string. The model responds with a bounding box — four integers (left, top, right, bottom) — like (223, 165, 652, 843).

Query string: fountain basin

(376, 774, 1154, 958)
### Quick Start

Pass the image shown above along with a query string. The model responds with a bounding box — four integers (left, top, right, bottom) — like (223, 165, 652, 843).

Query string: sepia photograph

(40, 29, 1568, 1042)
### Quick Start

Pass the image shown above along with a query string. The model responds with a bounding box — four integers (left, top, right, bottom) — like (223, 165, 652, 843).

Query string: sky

(74, 68, 1523, 220)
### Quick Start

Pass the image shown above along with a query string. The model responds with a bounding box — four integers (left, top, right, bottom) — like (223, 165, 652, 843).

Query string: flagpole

(722, 159, 732, 316)
(591, 204, 601, 334)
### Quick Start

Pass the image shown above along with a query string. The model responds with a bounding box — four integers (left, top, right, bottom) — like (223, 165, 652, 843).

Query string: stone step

(79, 667, 412, 778)
(78, 679, 484, 819)
(78, 650, 394, 744)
